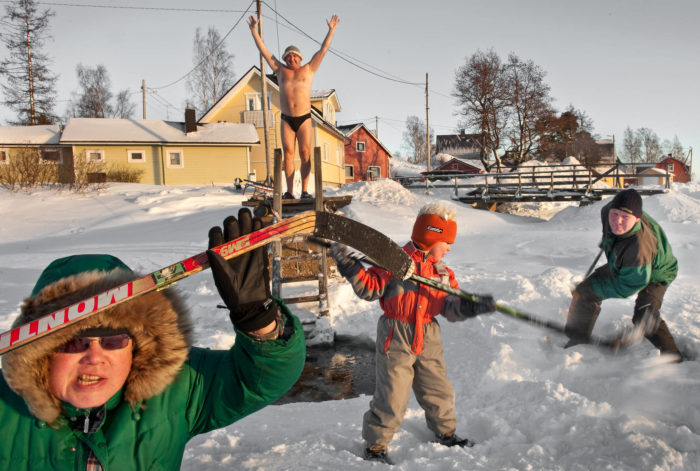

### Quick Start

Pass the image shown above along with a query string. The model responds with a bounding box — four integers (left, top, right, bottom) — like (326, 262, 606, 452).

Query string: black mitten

(206, 208, 277, 332)
(460, 294, 496, 318)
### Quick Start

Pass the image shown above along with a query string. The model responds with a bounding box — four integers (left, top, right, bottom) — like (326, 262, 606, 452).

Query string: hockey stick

(314, 239, 633, 350)
(0, 212, 412, 355)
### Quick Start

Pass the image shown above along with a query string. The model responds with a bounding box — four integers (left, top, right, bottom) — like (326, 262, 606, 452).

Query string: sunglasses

(57, 333, 132, 354)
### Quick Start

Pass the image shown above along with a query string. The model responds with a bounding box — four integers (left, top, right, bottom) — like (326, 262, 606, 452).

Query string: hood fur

(2, 268, 193, 425)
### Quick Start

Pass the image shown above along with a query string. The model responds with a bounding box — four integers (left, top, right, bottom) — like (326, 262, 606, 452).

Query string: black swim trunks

(281, 113, 311, 132)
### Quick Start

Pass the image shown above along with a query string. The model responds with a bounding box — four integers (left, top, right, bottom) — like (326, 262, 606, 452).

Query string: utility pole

(256, 0, 273, 183)
(425, 73, 431, 172)
(425, 73, 431, 194)
(141, 80, 146, 119)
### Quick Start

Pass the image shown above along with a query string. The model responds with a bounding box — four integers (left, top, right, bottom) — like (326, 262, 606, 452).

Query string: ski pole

(585, 248, 604, 278)
(312, 238, 625, 349)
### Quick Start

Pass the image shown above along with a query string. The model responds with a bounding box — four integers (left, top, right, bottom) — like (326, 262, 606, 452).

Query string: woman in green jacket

(564, 188, 681, 360)
(0, 209, 306, 470)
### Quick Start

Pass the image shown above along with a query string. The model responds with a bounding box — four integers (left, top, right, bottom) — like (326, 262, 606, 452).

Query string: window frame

(344, 164, 354, 179)
(0, 148, 8, 164)
(356, 141, 366, 152)
(127, 149, 146, 163)
(244, 92, 272, 111)
(41, 148, 63, 164)
(85, 149, 105, 164)
(368, 165, 381, 181)
(166, 149, 184, 169)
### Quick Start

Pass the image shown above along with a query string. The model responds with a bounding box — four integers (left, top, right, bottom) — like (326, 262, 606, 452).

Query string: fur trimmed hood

(2, 268, 193, 425)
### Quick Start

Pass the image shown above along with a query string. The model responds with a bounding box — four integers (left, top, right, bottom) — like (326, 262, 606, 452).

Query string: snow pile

(1, 181, 699, 470)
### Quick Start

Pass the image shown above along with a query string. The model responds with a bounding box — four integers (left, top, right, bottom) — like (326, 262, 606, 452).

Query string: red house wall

(436, 159, 481, 174)
(344, 127, 390, 182)
(656, 157, 690, 183)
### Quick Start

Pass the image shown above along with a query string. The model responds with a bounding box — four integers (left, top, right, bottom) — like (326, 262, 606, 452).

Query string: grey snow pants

(362, 316, 457, 448)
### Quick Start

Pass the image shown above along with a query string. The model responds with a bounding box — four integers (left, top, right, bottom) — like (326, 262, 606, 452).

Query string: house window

(323, 143, 329, 162)
(245, 92, 272, 111)
(167, 150, 184, 168)
(356, 141, 366, 152)
(368, 166, 381, 181)
(0, 149, 7, 164)
(128, 149, 146, 163)
(344, 165, 354, 179)
(667, 162, 675, 172)
(41, 148, 62, 164)
(337, 143, 343, 165)
(85, 149, 104, 163)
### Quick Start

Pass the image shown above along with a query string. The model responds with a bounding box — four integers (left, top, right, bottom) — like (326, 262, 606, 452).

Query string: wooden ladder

(270, 147, 330, 316)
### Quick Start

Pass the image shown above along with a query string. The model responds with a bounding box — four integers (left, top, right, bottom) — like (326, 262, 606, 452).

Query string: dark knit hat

(610, 188, 643, 218)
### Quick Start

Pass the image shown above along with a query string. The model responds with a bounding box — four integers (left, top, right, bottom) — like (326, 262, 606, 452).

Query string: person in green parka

(564, 188, 681, 360)
(0, 208, 306, 470)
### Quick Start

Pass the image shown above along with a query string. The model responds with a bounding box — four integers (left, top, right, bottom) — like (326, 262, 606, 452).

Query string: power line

(150, 0, 254, 90)
(0, 1, 248, 13)
(262, 1, 422, 87)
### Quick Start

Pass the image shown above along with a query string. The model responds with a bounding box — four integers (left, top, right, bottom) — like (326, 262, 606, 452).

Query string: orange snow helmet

(411, 213, 457, 250)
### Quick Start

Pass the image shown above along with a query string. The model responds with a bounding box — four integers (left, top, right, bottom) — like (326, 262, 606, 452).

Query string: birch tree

(186, 26, 235, 115)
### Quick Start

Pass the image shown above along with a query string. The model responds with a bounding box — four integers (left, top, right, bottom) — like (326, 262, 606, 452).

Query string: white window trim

(127, 149, 146, 163)
(356, 141, 366, 152)
(323, 142, 329, 162)
(668, 162, 675, 172)
(0, 148, 8, 164)
(41, 148, 63, 164)
(85, 149, 105, 163)
(337, 143, 343, 165)
(344, 164, 354, 179)
(166, 149, 184, 169)
(244, 92, 272, 111)
(368, 165, 381, 180)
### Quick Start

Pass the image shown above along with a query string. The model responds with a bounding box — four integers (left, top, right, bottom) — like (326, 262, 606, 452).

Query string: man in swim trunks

(248, 14, 340, 199)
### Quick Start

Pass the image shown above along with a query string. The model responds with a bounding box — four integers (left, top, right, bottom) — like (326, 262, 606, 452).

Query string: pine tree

(0, 0, 58, 124)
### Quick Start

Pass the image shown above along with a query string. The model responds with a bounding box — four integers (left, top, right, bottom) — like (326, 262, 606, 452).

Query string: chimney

(185, 108, 197, 133)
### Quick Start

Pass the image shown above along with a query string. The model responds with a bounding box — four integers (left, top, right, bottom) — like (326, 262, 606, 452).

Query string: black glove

(329, 242, 363, 279)
(460, 294, 496, 318)
(206, 208, 277, 332)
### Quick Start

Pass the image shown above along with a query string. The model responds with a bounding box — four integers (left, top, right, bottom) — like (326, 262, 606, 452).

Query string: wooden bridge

(393, 163, 671, 206)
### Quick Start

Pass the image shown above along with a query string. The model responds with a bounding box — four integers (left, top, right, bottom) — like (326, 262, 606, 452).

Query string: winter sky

(0, 0, 698, 171)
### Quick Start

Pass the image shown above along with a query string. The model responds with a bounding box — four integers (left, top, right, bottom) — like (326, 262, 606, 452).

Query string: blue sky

(1, 0, 698, 175)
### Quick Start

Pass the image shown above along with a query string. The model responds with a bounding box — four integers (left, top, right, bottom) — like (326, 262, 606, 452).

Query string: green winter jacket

(593, 203, 678, 299)
(0, 310, 305, 470)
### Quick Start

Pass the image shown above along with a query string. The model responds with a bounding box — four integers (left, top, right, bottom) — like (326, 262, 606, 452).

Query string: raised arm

(308, 14, 340, 72)
(247, 15, 281, 72)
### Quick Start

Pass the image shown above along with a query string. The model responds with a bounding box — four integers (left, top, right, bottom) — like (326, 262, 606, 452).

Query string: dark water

(276, 335, 377, 404)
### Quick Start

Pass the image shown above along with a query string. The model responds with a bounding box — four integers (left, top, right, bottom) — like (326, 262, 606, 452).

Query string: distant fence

(391, 163, 671, 204)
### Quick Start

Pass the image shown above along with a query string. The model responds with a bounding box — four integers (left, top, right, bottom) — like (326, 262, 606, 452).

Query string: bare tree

(662, 135, 685, 163)
(536, 106, 599, 164)
(113, 89, 135, 119)
(0, 0, 58, 124)
(637, 127, 661, 163)
(503, 53, 553, 166)
(66, 64, 114, 118)
(186, 26, 235, 115)
(620, 126, 642, 165)
(454, 49, 509, 170)
(402, 115, 434, 164)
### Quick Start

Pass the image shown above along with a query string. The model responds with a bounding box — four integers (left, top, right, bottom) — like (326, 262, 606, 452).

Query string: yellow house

(0, 124, 74, 183)
(60, 116, 259, 185)
(198, 66, 347, 188)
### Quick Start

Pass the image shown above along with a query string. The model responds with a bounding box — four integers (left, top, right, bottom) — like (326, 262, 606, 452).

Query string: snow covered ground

(1, 180, 699, 470)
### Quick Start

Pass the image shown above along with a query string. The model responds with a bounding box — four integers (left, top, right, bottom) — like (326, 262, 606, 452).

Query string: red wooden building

(433, 157, 483, 174)
(656, 156, 691, 183)
(338, 123, 392, 183)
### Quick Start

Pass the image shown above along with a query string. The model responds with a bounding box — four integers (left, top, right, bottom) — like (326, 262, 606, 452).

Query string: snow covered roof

(60, 118, 259, 145)
(0, 125, 62, 145)
(310, 89, 334, 99)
